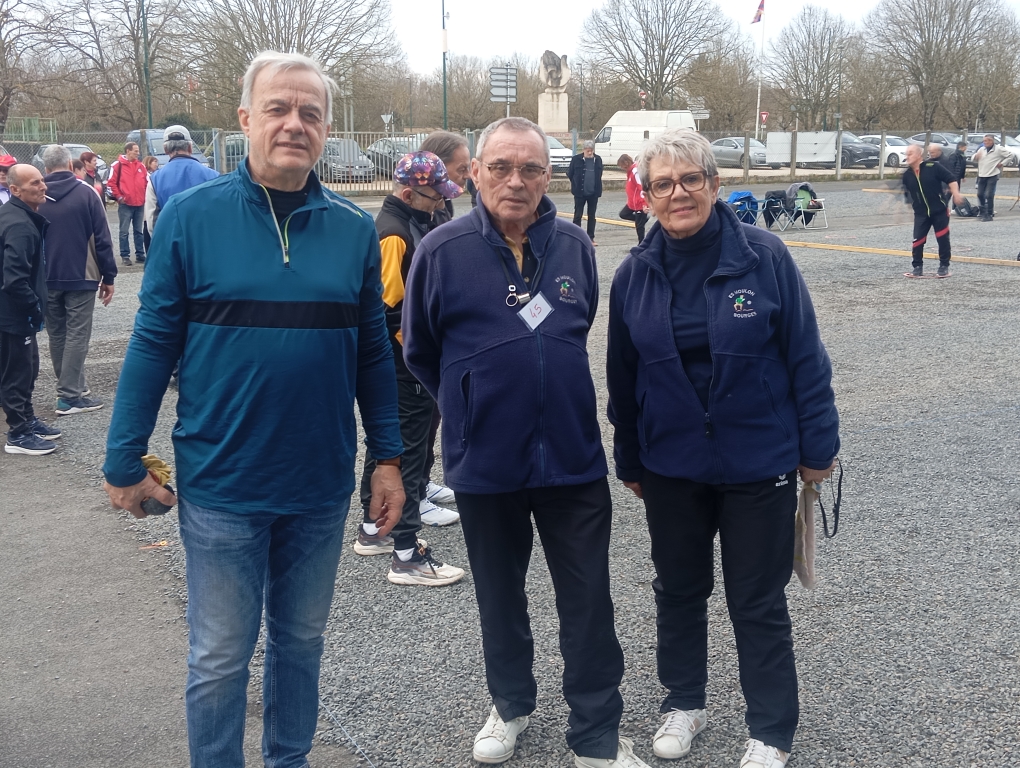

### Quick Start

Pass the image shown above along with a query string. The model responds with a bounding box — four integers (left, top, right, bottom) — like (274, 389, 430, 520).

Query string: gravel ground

(33, 186, 1020, 766)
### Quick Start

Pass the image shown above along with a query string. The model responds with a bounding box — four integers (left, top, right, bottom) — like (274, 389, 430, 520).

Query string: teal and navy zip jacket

(103, 160, 403, 512)
(607, 202, 839, 485)
(402, 195, 608, 494)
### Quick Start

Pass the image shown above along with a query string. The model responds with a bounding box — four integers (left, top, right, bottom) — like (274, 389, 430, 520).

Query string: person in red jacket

(617, 154, 649, 243)
(107, 142, 148, 265)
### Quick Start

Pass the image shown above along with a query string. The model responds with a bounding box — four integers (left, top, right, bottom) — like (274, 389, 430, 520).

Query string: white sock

(362, 522, 380, 535)
(394, 547, 414, 562)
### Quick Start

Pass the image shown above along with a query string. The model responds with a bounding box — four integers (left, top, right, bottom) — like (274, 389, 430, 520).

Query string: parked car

(125, 129, 213, 169)
(836, 132, 881, 168)
(859, 135, 910, 167)
(31, 143, 110, 181)
(908, 132, 963, 147)
(316, 138, 375, 183)
(962, 132, 1020, 167)
(710, 137, 770, 168)
(366, 138, 421, 179)
(547, 136, 572, 175)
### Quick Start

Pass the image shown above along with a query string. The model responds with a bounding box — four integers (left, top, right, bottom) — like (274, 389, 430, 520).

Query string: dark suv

(837, 132, 881, 168)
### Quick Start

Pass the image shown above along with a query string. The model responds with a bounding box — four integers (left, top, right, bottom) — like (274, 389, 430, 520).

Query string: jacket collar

(381, 193, 434, 228)
(233, 157, 328, 213)
(472, 194, 559, 258)
(7, 196, 48, 232)
(634, 201, 759, 278)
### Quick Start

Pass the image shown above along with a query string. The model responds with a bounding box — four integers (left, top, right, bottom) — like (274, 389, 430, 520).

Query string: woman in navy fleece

(606, 130, 839, 768)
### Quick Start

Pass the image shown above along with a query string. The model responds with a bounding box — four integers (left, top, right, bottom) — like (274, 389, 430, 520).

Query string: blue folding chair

(727, 190, 761, 226)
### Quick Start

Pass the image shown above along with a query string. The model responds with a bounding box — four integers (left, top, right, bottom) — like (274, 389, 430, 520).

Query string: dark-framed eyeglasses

(411, 187, 444, 204)
(647, 172, 709, 199)
(484, 162, 547, 181)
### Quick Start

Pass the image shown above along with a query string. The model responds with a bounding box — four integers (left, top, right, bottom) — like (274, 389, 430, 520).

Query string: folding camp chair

(727, 190, 761, 226)
(790, 188, 828, 229)
(761, 190, 796, 231)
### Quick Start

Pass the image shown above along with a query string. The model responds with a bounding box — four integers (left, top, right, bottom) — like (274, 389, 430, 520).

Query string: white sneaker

(472, 705, 529, 764)
(425, 480, 456, 505)
(739, 739, 788, 768)
(420, 498, 460, 526)
(574, 737, 651, 768)
(652, 708, 706, 758)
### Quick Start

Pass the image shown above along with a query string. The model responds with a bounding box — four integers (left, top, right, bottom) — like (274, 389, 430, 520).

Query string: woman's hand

(798, 460, 836, 485)
(623, 481, 643, 499)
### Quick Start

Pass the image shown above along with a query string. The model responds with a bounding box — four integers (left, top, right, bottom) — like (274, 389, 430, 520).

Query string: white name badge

(517, 291, 554, 331)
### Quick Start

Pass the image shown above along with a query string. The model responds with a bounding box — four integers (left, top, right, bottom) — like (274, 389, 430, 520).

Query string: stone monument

(538, 50, 570, 134)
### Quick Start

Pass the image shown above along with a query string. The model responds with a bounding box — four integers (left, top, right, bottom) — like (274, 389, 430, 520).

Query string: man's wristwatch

(376, 457, 401, 468)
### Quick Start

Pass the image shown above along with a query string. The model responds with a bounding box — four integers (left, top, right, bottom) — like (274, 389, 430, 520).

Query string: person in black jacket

(943, 141, 969, 211)
(0, 164, 60, 455)
(567, 140, 603, 245)
(355, 151, 466, 586)
(902, 144, 964, 278)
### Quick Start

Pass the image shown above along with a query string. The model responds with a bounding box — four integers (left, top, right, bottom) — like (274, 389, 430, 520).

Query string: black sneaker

(55, 396, 104, 415)
(937, 265, 950, 278)
(911, 266, 923, 277)
(122, 258, 132, 266)
(5, 431, 58, 455)
(30, 418, 62, 440)
(135, 255, 146, 264)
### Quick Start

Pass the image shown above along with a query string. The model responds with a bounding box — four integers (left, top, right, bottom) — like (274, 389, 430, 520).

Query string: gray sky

(391, 0, 887, 75)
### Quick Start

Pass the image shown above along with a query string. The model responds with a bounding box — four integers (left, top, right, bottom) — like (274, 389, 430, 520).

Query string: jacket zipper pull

(704, 413, 714, 438)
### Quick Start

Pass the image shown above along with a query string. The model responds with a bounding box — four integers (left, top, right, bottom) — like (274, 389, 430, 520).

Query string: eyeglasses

(411, 187, 444, 204)
(484, 163, 547, 181)
(647, 172, 709, 199)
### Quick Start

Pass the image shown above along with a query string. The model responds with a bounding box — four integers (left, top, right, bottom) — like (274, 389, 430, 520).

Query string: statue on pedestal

(541, 51, 571, 92)
(538, 50, 570, 134)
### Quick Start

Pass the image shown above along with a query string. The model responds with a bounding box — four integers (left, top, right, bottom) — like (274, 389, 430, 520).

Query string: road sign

(688, 96, 705, 110)
(490, 96, 518, 103)
(760, 111, 769, 123)
(691, 110, 710, 120)
(490, 86, 518, 98)
(490, 66, 517, 76)
(381, 113, 392, 125)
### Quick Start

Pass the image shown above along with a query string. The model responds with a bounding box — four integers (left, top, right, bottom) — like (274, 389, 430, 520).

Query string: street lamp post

(140, 0, 153, 128)
(441, 0, 448, 130)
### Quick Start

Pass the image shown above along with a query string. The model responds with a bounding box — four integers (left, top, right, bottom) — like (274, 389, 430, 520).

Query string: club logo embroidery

(556, 275, 578, 304)
(729, 289, 757, 318)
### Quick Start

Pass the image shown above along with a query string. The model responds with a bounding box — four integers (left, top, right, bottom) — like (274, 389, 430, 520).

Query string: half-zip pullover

(902, 161, 954, 216)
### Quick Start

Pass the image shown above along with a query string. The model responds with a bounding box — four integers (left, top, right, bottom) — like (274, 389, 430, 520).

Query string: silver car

(711, 137, 770, 168)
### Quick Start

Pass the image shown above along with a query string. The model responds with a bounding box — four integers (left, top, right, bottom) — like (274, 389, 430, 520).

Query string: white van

(593, 110, 697, 165)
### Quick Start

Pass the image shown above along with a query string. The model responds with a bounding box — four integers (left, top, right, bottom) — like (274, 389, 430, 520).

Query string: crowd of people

(2, 50, 845, 768)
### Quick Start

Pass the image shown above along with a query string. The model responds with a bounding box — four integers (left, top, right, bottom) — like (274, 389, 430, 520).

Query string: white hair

(476, 117, 550, 164)
(240, 51, 338, 121)
(42, 144, 72, 172)
(637, 130, 717, 192)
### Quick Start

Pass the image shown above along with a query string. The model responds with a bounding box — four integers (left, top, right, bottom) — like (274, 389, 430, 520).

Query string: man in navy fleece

(101, 51, 404, 768)
(403, 117, 650, 768)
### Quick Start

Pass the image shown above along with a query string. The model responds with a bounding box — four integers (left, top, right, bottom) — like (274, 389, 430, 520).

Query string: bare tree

(942, 15, 1020, 132)
(579, 0, 731, 110)
(765, 6, 854, 130)
(866, 0, 1011, 129)
(0, 0, 45, 136)
(685, 28, 757, 131)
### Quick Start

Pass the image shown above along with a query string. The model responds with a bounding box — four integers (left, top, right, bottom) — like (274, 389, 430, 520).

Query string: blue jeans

(178, 497, 349, 768)
(117, 202, 144, 259)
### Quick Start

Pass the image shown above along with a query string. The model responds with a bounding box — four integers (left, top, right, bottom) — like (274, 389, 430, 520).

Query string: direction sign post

(489, 64, 518, 117)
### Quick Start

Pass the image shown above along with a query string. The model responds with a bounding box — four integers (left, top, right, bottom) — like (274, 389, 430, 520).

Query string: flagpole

(754, 8, 765, 141)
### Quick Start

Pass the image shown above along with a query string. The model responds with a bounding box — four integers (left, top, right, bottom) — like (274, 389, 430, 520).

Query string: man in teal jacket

(102, 51, 404, 768)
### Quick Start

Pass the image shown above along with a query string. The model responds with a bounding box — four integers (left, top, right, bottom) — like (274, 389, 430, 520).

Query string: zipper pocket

(460, 370, 473, 447)
(762, 378, 791, 440)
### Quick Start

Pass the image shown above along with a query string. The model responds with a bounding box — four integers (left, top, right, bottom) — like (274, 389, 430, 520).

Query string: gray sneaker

(353, 525, 394, 556)
(55, 396, 104, 416)
(387, 542, 465, 586)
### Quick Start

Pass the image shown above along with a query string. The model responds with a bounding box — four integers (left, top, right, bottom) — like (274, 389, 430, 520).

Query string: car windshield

(841, 132, 861, 142)
(1005, 136, 1020, 146)
(326, 141, 361, 158)
(547, 136, 566, 150)
(885, 137, 908, 146)
(727, 138, 765, 148)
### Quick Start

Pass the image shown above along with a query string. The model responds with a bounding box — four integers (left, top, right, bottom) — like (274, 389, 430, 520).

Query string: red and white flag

(751, 0, 764, 23)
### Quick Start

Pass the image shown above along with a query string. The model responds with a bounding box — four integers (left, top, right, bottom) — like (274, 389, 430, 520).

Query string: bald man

(902, 145, 964, 278)
(1, 164, 61, 454)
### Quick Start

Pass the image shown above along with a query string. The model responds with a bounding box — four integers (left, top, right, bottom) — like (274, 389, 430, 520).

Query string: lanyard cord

(492, 241, 545, 307)
(816, 457, 843, 539)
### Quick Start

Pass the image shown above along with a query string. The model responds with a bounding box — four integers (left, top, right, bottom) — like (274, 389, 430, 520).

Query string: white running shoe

(739, 739, 788, 768)
(574, 737, 651, 767)
(653, 708, 706, 759)
(386, 543, 464, 586)
(425, 480, 456, 505)
(473, 705, 529, 764)
(420, 498, 460, 526)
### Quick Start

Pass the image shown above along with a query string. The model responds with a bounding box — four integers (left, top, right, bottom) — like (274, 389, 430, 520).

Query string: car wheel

(841, 151, 853, 168)
(887, 153, 900, 168)
(863, 161, 879, 168)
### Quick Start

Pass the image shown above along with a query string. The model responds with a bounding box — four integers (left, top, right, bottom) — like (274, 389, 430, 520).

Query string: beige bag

(793, 482, 819, 589)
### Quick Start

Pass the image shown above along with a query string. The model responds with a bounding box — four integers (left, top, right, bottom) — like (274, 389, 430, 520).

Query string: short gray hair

(420, 131, 469, 165)
(163, 139, 192, 156)
(638, 130, 716, 192)
(240, 51, 338, 123)
(42, 144, 72, 173)
(583, 139, 595, 150)
(476, 117, 549, 164)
